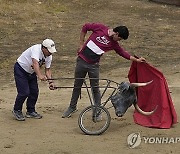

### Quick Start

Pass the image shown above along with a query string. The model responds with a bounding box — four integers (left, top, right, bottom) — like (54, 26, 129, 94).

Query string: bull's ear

(118, 82, 130, 91)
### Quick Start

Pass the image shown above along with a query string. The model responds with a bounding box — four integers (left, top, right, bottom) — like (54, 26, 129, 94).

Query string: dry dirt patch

(0, 0, 180, 154)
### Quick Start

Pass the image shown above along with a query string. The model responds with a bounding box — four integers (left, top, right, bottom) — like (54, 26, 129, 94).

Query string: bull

(111, 80, 157, 117)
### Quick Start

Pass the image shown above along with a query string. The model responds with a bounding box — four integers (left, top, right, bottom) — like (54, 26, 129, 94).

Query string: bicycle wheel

(78, 105, 111, 135)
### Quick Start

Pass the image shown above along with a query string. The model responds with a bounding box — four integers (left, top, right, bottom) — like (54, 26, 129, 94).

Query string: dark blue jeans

(69, 57, 101, 108)
(14, 62, 39, 112)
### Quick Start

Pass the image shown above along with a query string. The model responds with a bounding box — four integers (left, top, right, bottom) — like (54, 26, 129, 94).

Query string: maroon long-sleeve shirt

(78, 23, 131, 64)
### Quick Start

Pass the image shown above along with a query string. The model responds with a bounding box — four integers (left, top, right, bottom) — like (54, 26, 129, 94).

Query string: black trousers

(13, 62, 39, 112)
(69, 57, 101, 108)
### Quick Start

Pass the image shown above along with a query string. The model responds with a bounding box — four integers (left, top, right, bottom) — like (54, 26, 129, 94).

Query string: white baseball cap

(42, 39, 57, 53)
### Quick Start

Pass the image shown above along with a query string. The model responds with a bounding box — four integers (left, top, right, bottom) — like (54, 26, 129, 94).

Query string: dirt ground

(0, 0, 180, 154)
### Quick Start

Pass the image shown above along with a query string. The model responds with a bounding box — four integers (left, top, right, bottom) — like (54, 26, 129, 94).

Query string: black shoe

(26, 111, 42, 119)
(12, 110, 25, 121)
(62, 107, 77, 118)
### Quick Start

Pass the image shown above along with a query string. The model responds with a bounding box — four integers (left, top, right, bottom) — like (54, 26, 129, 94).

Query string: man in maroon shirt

(62, 23, 145, 118)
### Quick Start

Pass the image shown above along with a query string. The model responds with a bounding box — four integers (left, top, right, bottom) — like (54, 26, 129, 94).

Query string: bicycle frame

(50, 77, 122, 135)
(50, 77, 120, 109)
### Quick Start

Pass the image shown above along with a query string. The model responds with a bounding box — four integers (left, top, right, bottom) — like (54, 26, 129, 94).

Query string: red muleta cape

(128, 61, 177, 128)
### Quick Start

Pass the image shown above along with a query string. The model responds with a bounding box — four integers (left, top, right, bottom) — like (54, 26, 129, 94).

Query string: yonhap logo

(143, 136, 180, 144)
(127, 133, 180, 148)
(127, 133, 141, 148)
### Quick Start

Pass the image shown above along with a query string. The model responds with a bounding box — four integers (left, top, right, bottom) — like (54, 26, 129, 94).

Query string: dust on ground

(0, 0, 180, 154)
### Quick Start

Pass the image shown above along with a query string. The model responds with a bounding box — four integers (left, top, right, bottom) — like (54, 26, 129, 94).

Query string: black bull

(111, 81, 157, 117)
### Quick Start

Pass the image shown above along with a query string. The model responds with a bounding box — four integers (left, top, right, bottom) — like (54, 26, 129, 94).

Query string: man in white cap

(12, 39, 57, 121)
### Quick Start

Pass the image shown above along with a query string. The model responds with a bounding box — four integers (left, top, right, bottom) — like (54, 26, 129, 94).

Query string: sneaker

(62, 107, 77, 118)
(26, 111, 42, 119)
(12, 110, 25, 121)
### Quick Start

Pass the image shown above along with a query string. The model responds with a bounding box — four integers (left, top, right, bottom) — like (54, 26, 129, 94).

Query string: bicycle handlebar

(47, 77, 120, 85)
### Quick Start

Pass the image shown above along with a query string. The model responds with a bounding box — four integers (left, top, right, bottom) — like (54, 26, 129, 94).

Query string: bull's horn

(134, 103, 158, 116)
(130, 80, 153, 88)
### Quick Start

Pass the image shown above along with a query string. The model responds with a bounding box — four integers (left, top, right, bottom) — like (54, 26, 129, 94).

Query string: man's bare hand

(136, 57, 146, 63)
(39, 75, 47, 81)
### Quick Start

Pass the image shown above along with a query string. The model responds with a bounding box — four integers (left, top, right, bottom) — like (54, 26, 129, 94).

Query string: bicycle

(53, 77, 123, 135)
